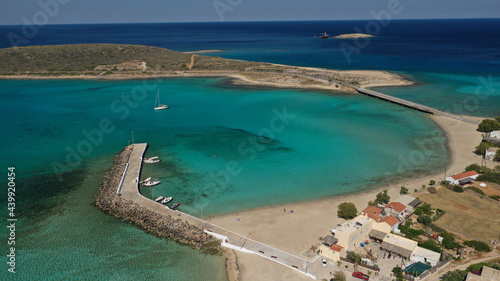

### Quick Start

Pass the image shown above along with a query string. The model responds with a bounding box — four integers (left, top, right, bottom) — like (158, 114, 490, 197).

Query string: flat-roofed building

(466, 266, 500, 281)
(411, 246, 441, 266)
(380, 234, 418, 259)
(334, 215, 373, 250)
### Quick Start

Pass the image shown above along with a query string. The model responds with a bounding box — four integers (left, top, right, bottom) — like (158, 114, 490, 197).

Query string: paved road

(119, 143, 316, 279)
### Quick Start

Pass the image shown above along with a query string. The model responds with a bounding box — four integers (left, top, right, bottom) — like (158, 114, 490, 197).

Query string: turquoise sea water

(0, 78, 447, 279)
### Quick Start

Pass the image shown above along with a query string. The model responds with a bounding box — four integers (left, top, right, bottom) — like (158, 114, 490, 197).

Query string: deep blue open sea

(0, 19, 498, 280)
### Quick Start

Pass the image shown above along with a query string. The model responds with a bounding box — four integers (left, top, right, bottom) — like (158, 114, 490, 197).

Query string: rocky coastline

(94, 146, 220, 251)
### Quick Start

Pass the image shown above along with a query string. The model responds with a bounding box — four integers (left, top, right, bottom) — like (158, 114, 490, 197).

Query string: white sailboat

(154, 89, 169, 111)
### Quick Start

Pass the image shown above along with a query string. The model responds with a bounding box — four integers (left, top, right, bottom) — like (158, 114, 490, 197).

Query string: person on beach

(284, 208, 286, 212)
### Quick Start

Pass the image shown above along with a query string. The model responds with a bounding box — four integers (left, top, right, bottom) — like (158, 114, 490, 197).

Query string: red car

(352, 271, 369, 280)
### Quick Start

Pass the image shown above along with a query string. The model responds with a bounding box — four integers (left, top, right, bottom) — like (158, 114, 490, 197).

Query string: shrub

(453, 185, 464, 193)
(429, 180, 436, 186)
(417, 215, 433, 225)
(414, 203, 432, 215)
(419, 239, 442, 253)
(347, 251, 361, 263)
(489, 195, 500, 201)
(465, 164, 491, 174)
(429, 223, 445, 233)
(464, 240, 492, 252)
(373, 189, 391, 205)
(427, 187, 437, 193)
(398, 223, 424, 239)
(400, 186, 409, 195)
(331, 272, 346, 281)
(475, 142, 495, 155)
(433, 209, 446, 221)
(441, 269, 467, 281)
(466, 186, 485, 196)
(467, 262, 500, 272)
(441, 233, 461, 250)
(477, 172, 500, 185)
(337, 202, 357, 219)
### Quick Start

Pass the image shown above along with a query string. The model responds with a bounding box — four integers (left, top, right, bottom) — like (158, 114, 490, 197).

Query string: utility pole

(241, 232, 251, 249)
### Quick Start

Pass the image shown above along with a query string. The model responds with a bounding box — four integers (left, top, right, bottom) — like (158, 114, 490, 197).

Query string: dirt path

(427, 253, 500, 281)
(187, 55, 196, 70)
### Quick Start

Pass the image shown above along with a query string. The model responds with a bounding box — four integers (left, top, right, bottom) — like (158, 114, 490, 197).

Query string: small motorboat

(144, 156, 161, 164)
(140, 177, 152, 184)
(171, 203, 180, 209)
(154, 196, 164, 202)
(142, 179, 161, 187)
(161, 197, 173, 204)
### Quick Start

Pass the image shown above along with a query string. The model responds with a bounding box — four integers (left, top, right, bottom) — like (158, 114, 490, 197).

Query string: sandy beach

(208, 114, 483, 281)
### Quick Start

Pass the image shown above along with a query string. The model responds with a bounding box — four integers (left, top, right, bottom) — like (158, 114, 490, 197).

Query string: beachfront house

(411, 246, 441, 267)
(445, 171, 479, 185)
(361, 205, 385, 222)
(485, 147, 498, 161)
(380, 216, 400, 233)
(319, 243, 346, 262)
(380, 234, 441, 266)
(394, 195, 422, 212)
(333, 215, 373, 251)
(380, 234, 418, 260)
(385, 202, 407, 218)
(483, 130, 500, 144)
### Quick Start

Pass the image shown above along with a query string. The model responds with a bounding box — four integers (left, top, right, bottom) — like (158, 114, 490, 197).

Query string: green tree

(477, 118, 500, 132)
(392, 267, 406, 281)
(465, 163, 491, 174)
(414, 203, 432, 215)
(347, 251, 361, 264)
(331, 272, 346, 281)
(441, 269, 467, 281)
(400, 186, 409, 195)
(337, 202, 357, 219)
(464, 240, 492, 252)
(417, 215, 433, 225)
(441, 233, 461, 250)
(477, 172, 500, 185)
(453, 185, 464, 193)
(475, 142, 494, 155)
(429, 180, 436, 186)
(496, 149, 500, 161)
(419, 239, 442, 253)
(373, 189, 391, 205)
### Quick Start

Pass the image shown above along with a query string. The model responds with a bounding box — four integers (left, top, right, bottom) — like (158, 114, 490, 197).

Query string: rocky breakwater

(94, 146, 220, 251)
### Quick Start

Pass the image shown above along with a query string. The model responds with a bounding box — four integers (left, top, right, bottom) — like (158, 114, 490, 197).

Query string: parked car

(352, 271, 369, 280)
(321, 258, 327, 267)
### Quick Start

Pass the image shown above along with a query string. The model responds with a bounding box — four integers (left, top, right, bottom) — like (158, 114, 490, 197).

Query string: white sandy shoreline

(210, 113, 484, 281)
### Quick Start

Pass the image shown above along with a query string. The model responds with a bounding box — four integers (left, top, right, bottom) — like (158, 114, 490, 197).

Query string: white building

(445, 171, 479, 185)
(411, 246, 441, 267)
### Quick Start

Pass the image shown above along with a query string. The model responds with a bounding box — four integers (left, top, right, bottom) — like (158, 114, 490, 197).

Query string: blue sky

(1, 0, 499, 25)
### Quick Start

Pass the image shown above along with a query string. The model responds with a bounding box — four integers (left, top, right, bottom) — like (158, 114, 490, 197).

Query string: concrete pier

(119, 143, 317, 279)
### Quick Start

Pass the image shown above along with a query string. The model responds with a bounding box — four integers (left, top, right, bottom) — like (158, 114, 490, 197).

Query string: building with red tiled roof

(446, 171, 479, 185)
(385, 202, 407, 218)
(362, 206, 383, 216)
(362, 205, 384, 222)
(366, 213, 381, 222)
(380, 216, 400, 232)
(330, 244, 344, 252)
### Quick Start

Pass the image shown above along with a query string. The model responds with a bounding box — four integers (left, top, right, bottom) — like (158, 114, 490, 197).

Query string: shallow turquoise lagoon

(0, 78, 448, 280)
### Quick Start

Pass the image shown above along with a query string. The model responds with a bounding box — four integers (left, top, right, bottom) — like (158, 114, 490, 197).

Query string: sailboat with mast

(154, 89, 169, 111)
